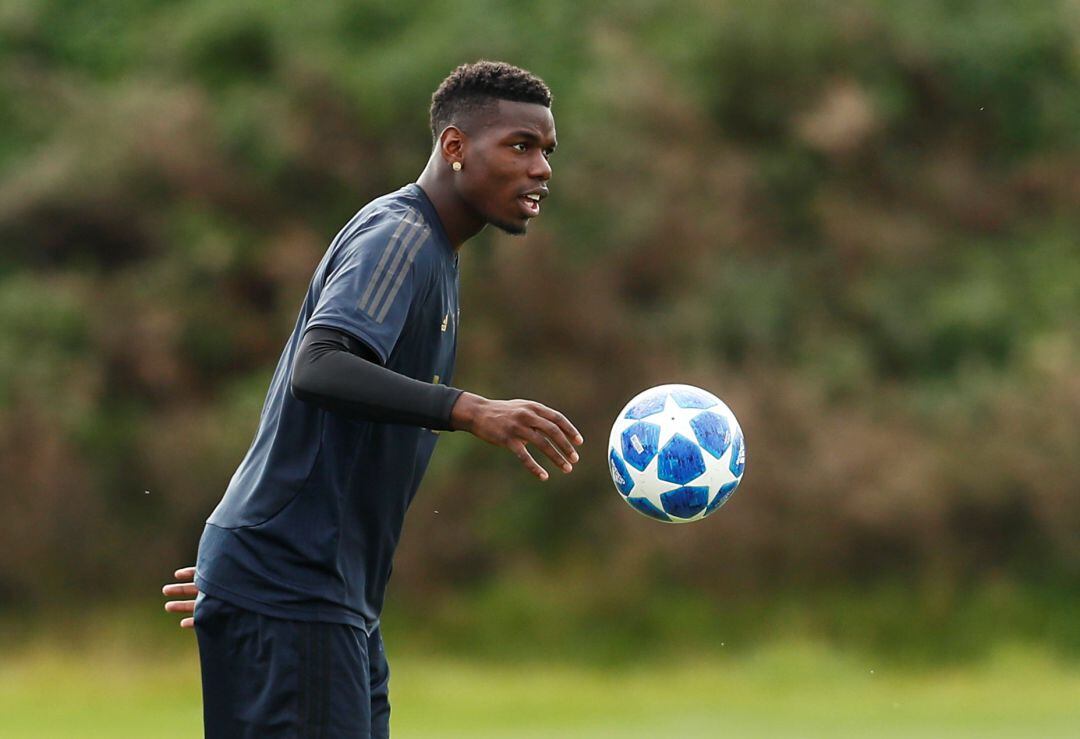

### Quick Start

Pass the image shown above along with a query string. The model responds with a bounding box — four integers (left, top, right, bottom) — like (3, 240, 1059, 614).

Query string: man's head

(429, 61, 556, 235)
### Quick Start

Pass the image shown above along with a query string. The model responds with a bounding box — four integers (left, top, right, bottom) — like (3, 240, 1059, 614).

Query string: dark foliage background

(1, 0, 1077, 659)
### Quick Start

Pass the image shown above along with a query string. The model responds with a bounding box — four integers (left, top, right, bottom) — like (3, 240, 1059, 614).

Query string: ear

(438, 126, 466, 166)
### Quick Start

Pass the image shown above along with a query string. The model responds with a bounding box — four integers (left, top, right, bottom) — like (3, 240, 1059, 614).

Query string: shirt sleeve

(307, 210, 432, 363)
(290, 327, 462, 430)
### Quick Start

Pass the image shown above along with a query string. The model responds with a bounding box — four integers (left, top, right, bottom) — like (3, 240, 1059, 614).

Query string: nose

(529, 151, 552, 182)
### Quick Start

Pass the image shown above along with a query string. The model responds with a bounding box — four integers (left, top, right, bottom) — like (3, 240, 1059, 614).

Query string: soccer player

(162, 61, 582, 738)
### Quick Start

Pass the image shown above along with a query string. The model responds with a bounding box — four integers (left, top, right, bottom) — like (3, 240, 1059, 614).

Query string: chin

(490, 218, 529, 236)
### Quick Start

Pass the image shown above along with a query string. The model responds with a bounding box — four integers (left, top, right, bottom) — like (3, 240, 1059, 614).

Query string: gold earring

(451, 161, 462, 172)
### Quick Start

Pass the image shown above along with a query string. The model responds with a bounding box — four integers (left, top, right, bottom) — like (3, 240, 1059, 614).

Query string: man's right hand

(450, 392, 584, 481)
(163, 566, 199, 629)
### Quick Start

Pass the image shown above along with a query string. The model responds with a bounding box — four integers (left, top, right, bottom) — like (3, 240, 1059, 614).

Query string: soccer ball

(608, 384, 746, 523)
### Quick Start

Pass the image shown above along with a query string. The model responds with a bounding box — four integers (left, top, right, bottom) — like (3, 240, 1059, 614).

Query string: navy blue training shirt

(196, 183, 458, 633)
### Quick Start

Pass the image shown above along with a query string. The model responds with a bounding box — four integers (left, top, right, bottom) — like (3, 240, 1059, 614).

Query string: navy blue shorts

(195, 593, 390, 738)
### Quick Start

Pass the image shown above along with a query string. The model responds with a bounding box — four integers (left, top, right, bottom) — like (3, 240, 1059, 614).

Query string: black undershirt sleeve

(290, 326, 463, 431)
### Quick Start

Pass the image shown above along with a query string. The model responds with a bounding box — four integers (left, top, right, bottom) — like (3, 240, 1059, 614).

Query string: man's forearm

(290, 327, 463, 430)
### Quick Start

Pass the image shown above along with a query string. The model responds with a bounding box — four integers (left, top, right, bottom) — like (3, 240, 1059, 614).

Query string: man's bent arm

(290, 326, 462, 430)
(293, 326, 583, 480)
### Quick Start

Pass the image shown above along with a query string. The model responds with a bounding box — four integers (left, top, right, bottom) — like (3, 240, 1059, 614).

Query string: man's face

(455, 100, 556, 235)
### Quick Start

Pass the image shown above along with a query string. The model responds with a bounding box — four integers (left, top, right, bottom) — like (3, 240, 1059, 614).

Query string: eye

(511, 142, 528, 152)
(542, 148, 555, 159)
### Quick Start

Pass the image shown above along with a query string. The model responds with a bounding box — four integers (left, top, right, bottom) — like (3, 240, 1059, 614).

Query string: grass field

(2, 641, 1077, 738)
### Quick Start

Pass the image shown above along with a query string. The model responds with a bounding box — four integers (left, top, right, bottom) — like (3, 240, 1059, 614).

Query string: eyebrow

(506, 129, 557, 149)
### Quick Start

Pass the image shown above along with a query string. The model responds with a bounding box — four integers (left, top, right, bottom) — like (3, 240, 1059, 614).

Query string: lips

(518, 189, 547, 218)
(519, 194, 541, 217)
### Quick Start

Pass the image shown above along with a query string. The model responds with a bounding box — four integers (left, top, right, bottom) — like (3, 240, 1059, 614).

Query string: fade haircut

(430, 60, 552, 141)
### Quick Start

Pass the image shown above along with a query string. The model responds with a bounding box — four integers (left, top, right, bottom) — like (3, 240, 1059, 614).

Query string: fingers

(165, 599, 195, 614)
(515, 404, 585, 480)
(166, 598, 197, 629)
(533, 405, 584, 447)
(164, 567, 198, 630)
(162, 582, 199, 597)
(532, 419, 578, 466)
(528, 426, 573, 473)
(173, 566, 196, 581)
(511, 440, 549, 481)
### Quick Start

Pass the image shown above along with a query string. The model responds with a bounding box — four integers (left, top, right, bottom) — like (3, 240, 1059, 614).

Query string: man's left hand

(163, 566, 199, 629)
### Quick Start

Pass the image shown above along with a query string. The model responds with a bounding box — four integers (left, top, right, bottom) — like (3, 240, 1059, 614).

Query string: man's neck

(415, 158, 485, 251)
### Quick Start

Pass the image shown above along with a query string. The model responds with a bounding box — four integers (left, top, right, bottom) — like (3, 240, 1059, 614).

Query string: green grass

(1, 642, 1078, 738)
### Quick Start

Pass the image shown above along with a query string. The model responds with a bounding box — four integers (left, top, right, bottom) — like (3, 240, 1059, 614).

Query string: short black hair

(430, 60, 552, 141)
